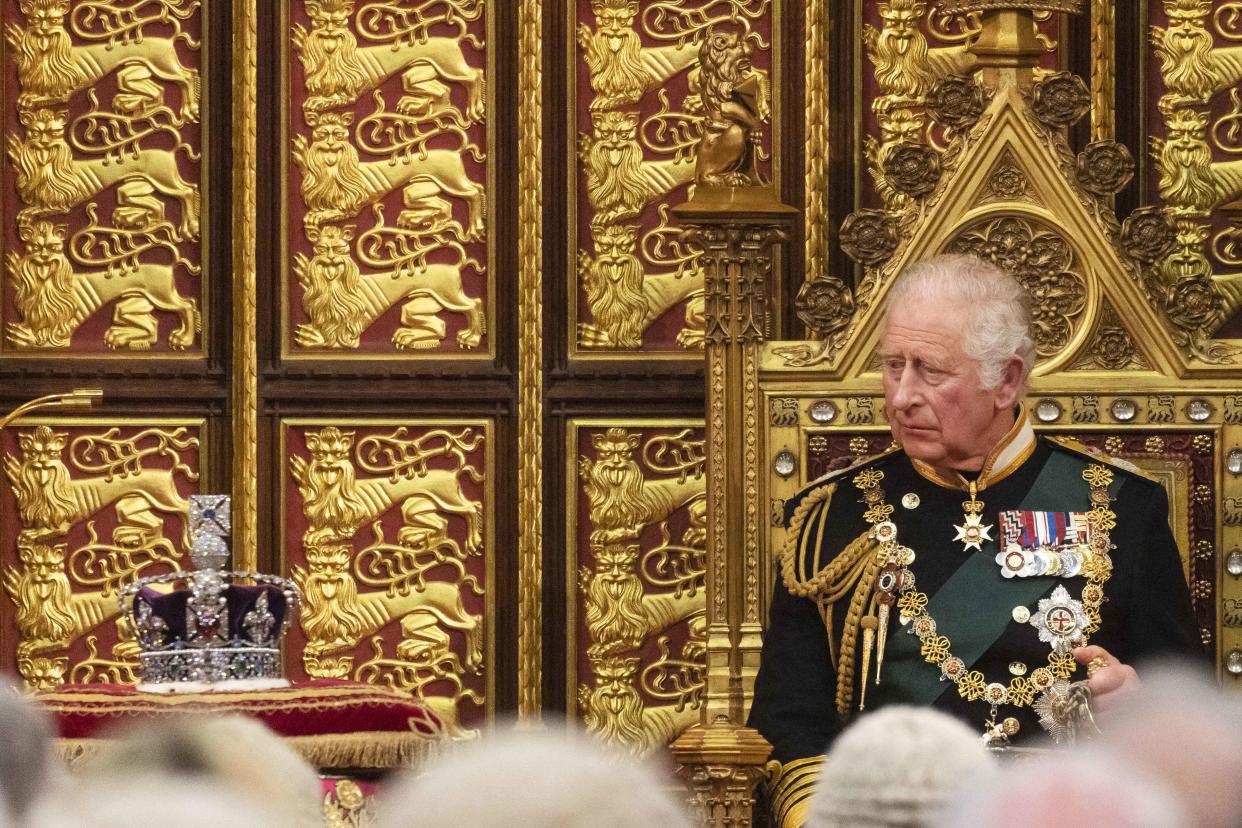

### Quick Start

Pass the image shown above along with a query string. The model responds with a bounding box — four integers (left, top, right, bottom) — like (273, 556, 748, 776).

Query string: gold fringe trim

(57, 731, 443, 770)
(766, 756, 822, 828)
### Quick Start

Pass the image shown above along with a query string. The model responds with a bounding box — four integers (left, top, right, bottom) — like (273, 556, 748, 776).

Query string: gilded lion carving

(291, 426, 483, 553)
(294, 112, 485, 239)
(10, 109, 200, 241)
(1151, 0, 1242, 107)
(4, 425, 191, 544)
(581, 543, 703, 658)
(578, 427, 706, 546)
(863, 0, 975, 103)
(578, 656, 699, 757)
(7, 0, 200, 121)
(692, 26, 768, 188)
(578, 0, 698, 112)
(7, 220, 199, 351)
(4, 539, 117, 667)
(580, 110, 695, 225)
(578, 223, 702, 349)
(294, 224, 485, 351)
(293, 0, 485, 121)
(295, 544, 483, 671)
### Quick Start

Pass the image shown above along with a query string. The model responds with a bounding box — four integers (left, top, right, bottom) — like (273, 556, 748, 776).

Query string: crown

(121, 495, 301, 689)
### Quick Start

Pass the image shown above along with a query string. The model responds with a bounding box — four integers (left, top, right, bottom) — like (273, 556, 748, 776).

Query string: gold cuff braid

(765, 756, 823, 828)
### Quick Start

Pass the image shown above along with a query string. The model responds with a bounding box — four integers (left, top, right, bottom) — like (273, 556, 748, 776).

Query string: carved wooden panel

(570, 0, 777, 357)
(281, 418, 492, 737)
(0, 418, 205, 689)
(568, 420, 706, 756)
(1, 0, 205, 356)
(281, 0, 492, 359)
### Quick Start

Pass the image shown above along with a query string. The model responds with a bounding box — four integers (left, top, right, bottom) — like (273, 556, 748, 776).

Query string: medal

(1029, 584, 1089, 654)
(953, 480, 994, 552)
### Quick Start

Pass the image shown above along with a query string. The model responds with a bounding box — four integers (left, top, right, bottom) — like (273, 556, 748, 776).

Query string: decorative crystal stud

(1035, 399, 1062, 423)
(809, 400, 837, 423)
(773, 450, 797, 478)
(1185, 399, 1213, 422)
(1110, 399, 1137, 422)
(1228, 449, 1242, 475)
(1228, 650, 1242, 676)
(1227, 550, 1242, 578)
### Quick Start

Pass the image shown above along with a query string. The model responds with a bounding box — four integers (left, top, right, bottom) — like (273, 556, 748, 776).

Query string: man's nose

(890, 366, 921, 410)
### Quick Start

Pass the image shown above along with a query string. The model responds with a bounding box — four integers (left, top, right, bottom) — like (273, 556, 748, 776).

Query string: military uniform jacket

(748, 412, 1202, 818)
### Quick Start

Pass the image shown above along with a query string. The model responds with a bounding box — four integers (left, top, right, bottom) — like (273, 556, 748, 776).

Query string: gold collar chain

(850, 464, 1117, 735)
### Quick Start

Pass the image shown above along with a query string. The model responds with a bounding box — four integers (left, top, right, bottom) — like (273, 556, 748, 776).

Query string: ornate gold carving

(926, 74, 989, 131)
(323, 779, 375, 828)
(518, 0, 543, 718)
(1070, 303, 1148, 371)
(575, 0, 771, 353)
(1120, 207, 1176, 263)
(232, 0, 258, 567)
(672, 717, 771, 828)
(576, 427, 707, 756)
(946, 216, 1087, 358)
(846, 397, 874, 425)
(803, 0, 827, 286)
(882, 141, 941, 198)
(290, 424, 486, 737)
(289, 1, 488, 355)
(1076, 141, 1134, 197)
(1029, 71, 1091, 129)
(693, 26, 768, 187)
(1090, 0, 1115, 142)
(985, 156, 1030, 202)
(838, 209, 898, 266)
(794, 276, 855, 342)
(4, 423, 200, 688)
(1151, 0, 1229, 108)
(1225, 395, 1242, 423)
(1148, 394, 1177, 423)
(1071, 396, 1100, 423)
(4, 0, 204, 355)
(940, 0, 1080, 11)
(768, 398, 797, 427)
(578, 0, 699, 111)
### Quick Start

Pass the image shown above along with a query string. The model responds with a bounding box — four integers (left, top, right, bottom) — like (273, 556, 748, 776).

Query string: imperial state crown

(120, 495, 301, 690)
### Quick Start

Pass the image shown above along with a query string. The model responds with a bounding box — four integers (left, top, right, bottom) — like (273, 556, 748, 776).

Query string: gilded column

(232, 0, 258, 568)
(518, 0, 544, 719)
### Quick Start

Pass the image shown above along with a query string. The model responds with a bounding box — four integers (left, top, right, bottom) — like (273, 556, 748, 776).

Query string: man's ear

(994, 356, 1026, 411)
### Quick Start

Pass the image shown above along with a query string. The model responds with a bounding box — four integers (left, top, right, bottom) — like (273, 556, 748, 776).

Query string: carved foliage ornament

(1120, 207, 1176, 264)
(927, 75, 990, 131)
(839, 209, 899, 265)
(1076, 141, 1135, 197)
(947, 216, 1086, 357)
(883, 141, 942, 198)
(1029, 72, 1092, 129)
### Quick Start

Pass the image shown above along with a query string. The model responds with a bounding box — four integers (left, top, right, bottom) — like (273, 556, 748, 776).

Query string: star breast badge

(953, 512, 994, 552)
(1029, 584, 1089, 655)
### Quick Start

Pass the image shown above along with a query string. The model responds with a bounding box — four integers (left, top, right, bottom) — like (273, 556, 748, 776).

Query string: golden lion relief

(7, 220, 199, 351)
(4, 425, 192, 544)
(293, 0, 485, 121)
(294, 111, 485, 239)
(7, 0, 200, 121)
(580, 110, 695, 226)
(9, 109, 200, 241)
(294, 224, 485, 351)
(577, 0, 698, 112)
(577, 655, 699, 758)
(578, 428, 706, 546)
(578, 223, 703, 350)
(863, 0, 975, 104)
(692, 26, 768, 188)
(1151, 0, 1242, 107)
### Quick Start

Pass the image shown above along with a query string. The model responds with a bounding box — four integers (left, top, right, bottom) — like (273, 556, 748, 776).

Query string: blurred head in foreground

(0, 677, 57, 825)
(807, 705, 996, 828)
(378, 725, 692, 828)
(29, 714, 323, 828)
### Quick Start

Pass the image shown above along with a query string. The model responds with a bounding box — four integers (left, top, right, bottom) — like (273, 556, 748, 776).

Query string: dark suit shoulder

(783, 446, 904, 527)
(1043, 435, 1162, 489)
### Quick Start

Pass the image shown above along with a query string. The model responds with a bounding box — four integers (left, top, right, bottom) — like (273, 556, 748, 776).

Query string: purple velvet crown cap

(133, 583, 288, 647)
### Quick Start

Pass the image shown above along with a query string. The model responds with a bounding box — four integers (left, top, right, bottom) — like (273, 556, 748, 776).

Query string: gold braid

(778, 477, 885, 716)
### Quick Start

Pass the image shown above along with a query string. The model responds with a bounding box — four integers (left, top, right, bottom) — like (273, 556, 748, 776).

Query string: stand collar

(910, 406, 1035, 492)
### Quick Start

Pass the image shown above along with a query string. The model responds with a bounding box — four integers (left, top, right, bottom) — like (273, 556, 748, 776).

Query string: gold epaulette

(765, 756, 822, 828)
(1045, 435, 1159, 483)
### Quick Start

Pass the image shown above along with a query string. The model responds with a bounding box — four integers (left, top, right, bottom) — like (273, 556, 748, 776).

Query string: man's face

(881, 297, 1019, 471)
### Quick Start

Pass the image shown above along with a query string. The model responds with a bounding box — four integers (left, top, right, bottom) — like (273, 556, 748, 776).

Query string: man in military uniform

(749, 255, 1202, 826)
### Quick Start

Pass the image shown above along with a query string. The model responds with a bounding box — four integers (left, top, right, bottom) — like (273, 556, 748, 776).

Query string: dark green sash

(877, 450, 1124, 706)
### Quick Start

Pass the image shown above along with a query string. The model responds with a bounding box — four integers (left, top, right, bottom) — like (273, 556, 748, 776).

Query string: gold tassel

(875, 602, 889, 686)
(858, 615, 877, 711)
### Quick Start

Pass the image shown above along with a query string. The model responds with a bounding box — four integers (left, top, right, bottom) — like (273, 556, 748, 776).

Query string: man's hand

(1073, 645, 1139, 709)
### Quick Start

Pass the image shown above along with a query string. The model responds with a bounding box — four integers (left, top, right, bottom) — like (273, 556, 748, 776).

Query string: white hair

(29, 774, 288, 828)
(807, 706, 996, 828)
(378, 725, 693, 828)
(68, 715, 324, 828)
(886, 254, 1035, 390)
(0, 680, 57, 824)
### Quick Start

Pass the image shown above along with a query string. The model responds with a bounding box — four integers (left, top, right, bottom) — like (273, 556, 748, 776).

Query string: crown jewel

(122, 495, 300, 689)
